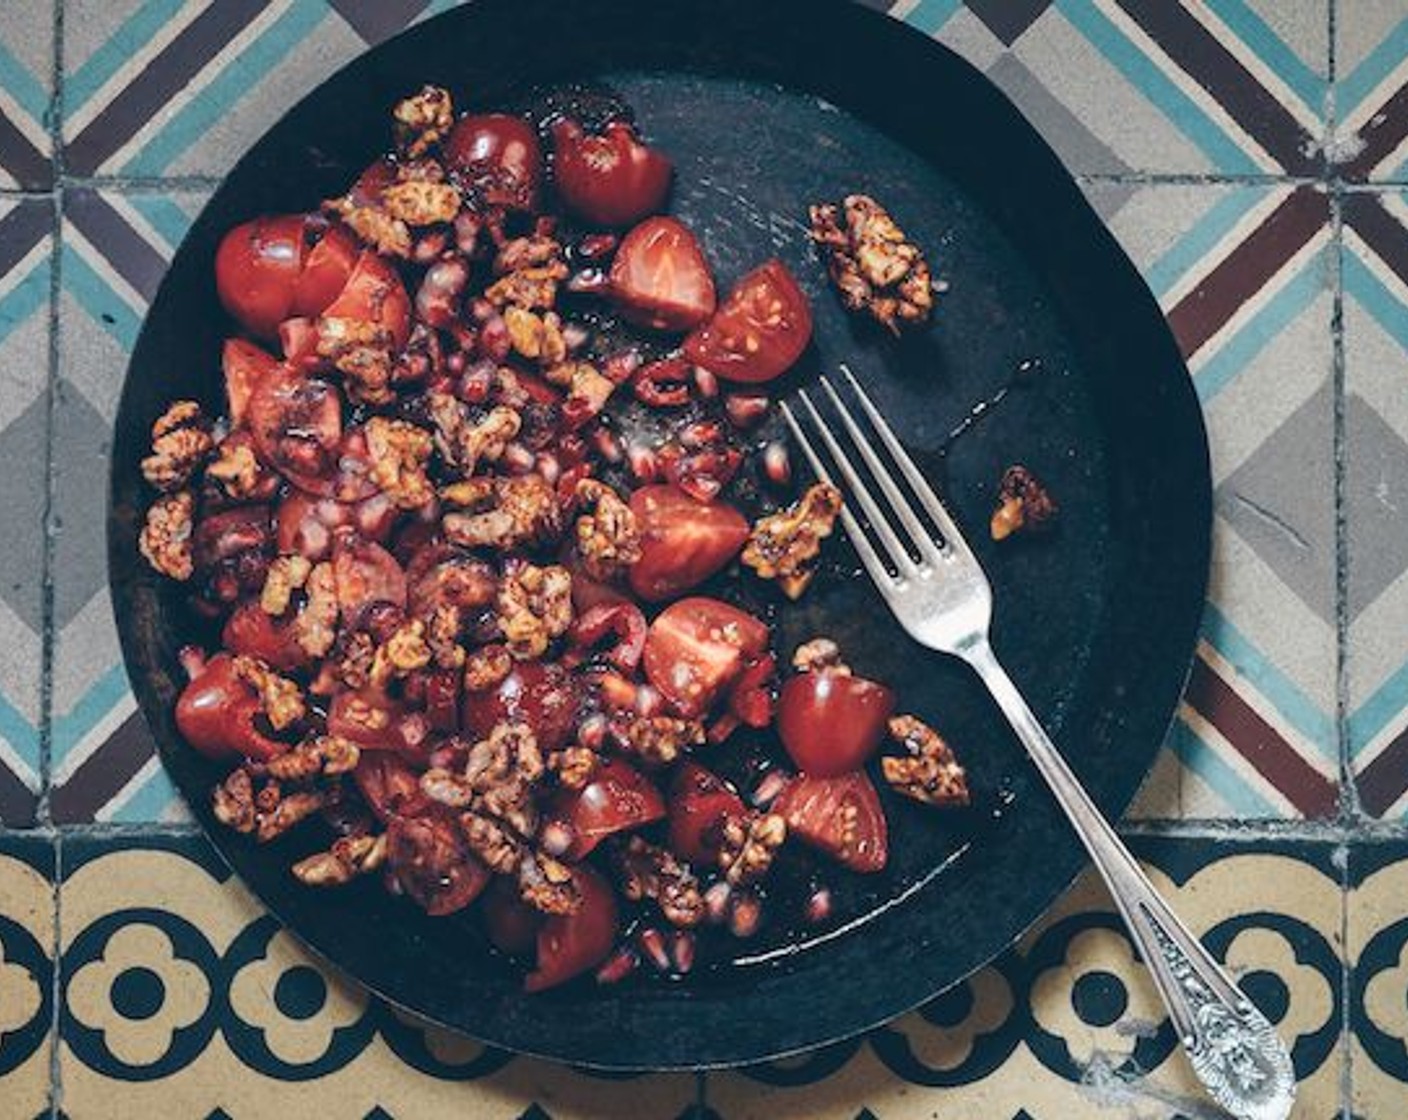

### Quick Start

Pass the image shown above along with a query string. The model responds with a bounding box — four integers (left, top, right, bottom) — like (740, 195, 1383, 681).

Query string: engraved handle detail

(965, 641, 1296, 1120)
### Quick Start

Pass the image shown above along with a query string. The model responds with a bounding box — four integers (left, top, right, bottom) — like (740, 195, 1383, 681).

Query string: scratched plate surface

(107, 0, 1210, 1069)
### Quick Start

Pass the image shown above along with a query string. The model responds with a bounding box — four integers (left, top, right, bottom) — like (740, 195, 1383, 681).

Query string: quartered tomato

(668, 761, 745, 866)
(551, 118, 672, 228)
(777, 669, 895, 777)
(482, 877, 542, 955)
(627, 486, 749, 602)
(387, 812, 489, 916)
(642, 597, 769, 718)
(463, 661, 579, 752)
(329, 690, 431, 761)
(174, 653, 285, 761)
(332, 534, 408, 617)
(545, 757, 665, 861)
(525, 864, 619, 992)
(609, 216, 716, 332)
(215, 214, 357, 340)
(406, 544, 497, 619)
(221, 603, 310, 674)
(319, 250, 411, 349)
(774, 771, 888, 873)
(444, 113, 542, 211)
(222, 338, 279, 426)
(683, 259, 812, 384)
(353, 752, 430, 822)
(246, 368, 344, 495)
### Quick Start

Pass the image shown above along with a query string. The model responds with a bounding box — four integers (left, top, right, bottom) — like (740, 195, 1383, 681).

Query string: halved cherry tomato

(191, 504, 273, 571)
(683, 259, 812, 384)
(246, 368, 343, 495)
(423, 667, 461, 734)
(668, 761, 745, 866)
(551, 118, 672, 228)
(444, 113, 542, 212)
(545, 757, 666, 861)
(174, 653, 285, 761)
(221, 603, 310, 674)
(353, 752, 430, 822)
(482, 877, 542, 955)
(628, 485, 749, 602)
(387, 811, 489, 916)
(319, 250, 411, 349)
(223, 338, 279, 426)
(215, 215, 357, 340)
(563, 602, 648, 672)
(774, 771, 888, 873)
(728, 653, 777, 729)
(525, 864, 619, 992)
(406, 544, 497, 619)
(332, 534, 408, 618)
(330, 690, 430, 760)
(777, 669, 895, 777)
(463, 662, 579, 752)
(642, 597, 769, 718)
(609, 216, 716, 332)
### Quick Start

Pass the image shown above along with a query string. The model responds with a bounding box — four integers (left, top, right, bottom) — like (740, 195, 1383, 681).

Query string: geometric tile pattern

(0, 0, 1403, 1116)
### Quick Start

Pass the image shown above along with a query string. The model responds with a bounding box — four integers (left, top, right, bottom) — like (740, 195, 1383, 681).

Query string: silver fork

(780, 366, 1295, 1120)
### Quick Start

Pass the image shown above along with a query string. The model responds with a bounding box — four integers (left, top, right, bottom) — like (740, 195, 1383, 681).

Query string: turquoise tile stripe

(126, 195, 198, 252)
(0, 40, 49, 123)
(63, 0, 190, 115)
(0, 690, 40, 775)
(1335, 13, 1408, 114)
(106, 764, 181, 823)
(903, 0, 963, 36)
(1204, 0, 1326, 112)
(0, 257, 50, 350)
(50, 663, 131, 763)
(1166, 716, 1280, 816)
(1344, 244, 1408, 355)
(60, 243, 142, 351)
(1143, 188, 1266, 301)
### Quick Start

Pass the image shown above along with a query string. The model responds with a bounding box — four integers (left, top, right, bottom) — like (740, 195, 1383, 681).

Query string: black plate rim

(106, 0, 1212, 1071)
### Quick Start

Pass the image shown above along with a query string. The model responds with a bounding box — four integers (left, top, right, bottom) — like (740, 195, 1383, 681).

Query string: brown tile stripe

(1356, 727, 1408, 818)
(1166, 186, 1328, 358)
(1343, 192, 1408, 291)
(0, 109, 50, 189)
(64, 0, 273, 175)
(0, 200, 52, 279)
(1114, 0, 1317, 175)
(328, 0, 428, 45)
(65, 190, 168, 304)
(49, 710, 157, 824)
(1183, 655, 1337, 817)
(1340, 81, 1408, 182)
(0, 762, 37, 827)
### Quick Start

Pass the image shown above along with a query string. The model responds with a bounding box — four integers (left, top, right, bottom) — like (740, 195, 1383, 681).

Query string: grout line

(48, 832, 62, 1120)
(58, 173, 224, 191)
(0, 820, 203, 838)
(1073, 170, 1320, 186)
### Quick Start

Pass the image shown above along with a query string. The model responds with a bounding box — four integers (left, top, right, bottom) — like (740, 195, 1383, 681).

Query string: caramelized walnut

(212, 768, 256, 834)
(614, 714, 704, 766)
(425, 604, 466, 670)
(427, 394, 520, 476)
(741, 482, 842, 599)
(205, 436, 267, 501)
(365, 417, 435, 510)
(232, 655, 306, 731)
(718, 812, 787, 886)
(262, 734, 360, 781)
(141, 401, 213, 492)
(573, 478, 642, 581)
(316, 318, 395, 405)
(882, 714, 969, 807)
(442, 474, 561, 550)
(139, 490, 196, 581)
(260, 554, 312, 617)
(496, 561, 572, 660)
(368, 619, 434, 688)
(463, 643, 512, 691)
(616, 837, 704, 928)
(810, 194, 935, 334)
(292, 833, 387, 886)
(517, 850, 581, 915)
(381, 180, 461, 226)
(295, 561, 339, 658)
(502, 305, 567, 365)
(459, 810, 523, 874)
(791, 637, 848, 674)
(393, 85, 454, 158)
(548, 745, 597, 790)
(990, 465, 1057, 541)
(332, 203, 412, 258)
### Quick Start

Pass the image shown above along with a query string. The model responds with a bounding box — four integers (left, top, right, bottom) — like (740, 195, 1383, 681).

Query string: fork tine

(779, 401, 897, 588)
(818, 375, 943, 567)
(795, 389, 918, 576)
(838, 364, 978, 563)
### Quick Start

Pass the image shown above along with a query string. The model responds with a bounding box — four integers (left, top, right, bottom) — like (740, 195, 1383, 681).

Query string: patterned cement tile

(49, 188, 209, 825)
(1347, 842, 1408, 1119)
(1343, 190, 1408, 818)
(0, 834, 56, 1120)
(1331, 5, 1408, 182)
(703, 836, 1344, 1119)
(0, 197, 52, 828)
(0, 1, 53, 189)
(54, 834, 698, 1120)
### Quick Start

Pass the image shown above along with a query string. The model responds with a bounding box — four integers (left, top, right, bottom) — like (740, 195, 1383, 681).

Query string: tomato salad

(136, 85, 970, 992)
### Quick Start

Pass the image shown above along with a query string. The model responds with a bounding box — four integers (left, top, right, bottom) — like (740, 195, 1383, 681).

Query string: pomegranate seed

(729, 892, 762, 938)
(707, 712, 740, 744)
(763, 441, 791, 487)
(633, 684, 663, 718)
(750, 769, 790, 808)
(562, 322, 591, 352)
(578, 712, 608, 751)
(804, 887, 833, 925)
(445, 351, 467, 376)
(638, 927, 671, 972)
(539, 820, 575, 857)
(595, 947, 639, 985)
(602, 349, 642, 385)
(692, 365, 719, 399)
(458, 361, 495, 404)
(671, 931, 696, 974)
(725, 392, 770, 429)
(480, 315, 510, 361)
(502, 442, 536, 475)
(577, 233, 618, 261)
(591, 426, 623, 463)
(411, 229, 449, 264)
(679, 419, 723, 450)
(627, 442, 659, 484)
(469, 296, 495, 323)
(704, 882, 732, 925)
(568, 268, 610, 295)
(454, 212, 482, 255)
(535, 452, 561, 486)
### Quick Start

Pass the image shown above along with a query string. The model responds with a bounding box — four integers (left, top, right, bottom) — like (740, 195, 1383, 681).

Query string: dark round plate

(108, 0, 1210, 1070)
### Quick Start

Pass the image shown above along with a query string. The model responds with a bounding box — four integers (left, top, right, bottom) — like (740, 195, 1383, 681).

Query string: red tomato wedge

(545, 757, 666, 860)
(221, 603, 311, 674)
(332, 534, 408, 617)
(683, 259, 812, 384)
(353, 752, 430, 822)
(482, 878, 542, 956)
(668, 761, 746, 866)
(320, 250, 411, 349)
(222, 338, 280, 427)
(386, 812, 489, 916)
(774, 771, 889, 873)
(215, 215, 357, 340)
(525, 864, 619, 992)
(246, 367, 344, 495)
(642, 597, 769, 718)
(777, 669, 895, 777)
(609, 216, 716, 332)
(627, 486, 749, 602)
(174, 653, 284, 761)
(551, 118, 672, 228)
(463, 661, 579, 753)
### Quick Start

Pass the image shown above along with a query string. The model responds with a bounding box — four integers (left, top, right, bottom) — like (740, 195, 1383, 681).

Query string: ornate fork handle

(965, 639, 1296, 1120)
